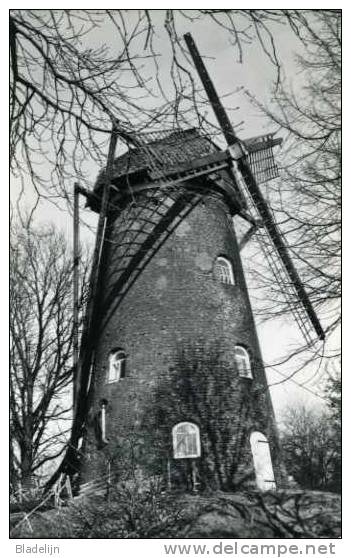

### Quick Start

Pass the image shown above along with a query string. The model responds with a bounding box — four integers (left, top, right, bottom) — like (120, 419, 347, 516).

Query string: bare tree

(10, 9, 147, 204)
(10, 9, 327, 205)
(10, 220, 89, 490)
(324, 362, 341, 492)
(280, 403, 340, 492)
(246, 11, 341, 354)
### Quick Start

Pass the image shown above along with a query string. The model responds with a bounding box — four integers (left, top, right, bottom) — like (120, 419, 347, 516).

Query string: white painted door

(250, 431, 276, 491)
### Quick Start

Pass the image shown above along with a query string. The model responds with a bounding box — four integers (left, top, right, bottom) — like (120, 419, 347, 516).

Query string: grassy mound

(10, 486, 341, 539)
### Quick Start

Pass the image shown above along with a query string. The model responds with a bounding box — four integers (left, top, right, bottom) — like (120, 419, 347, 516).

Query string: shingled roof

(93, 128, 282, 195)
(94, 128, 217, 191)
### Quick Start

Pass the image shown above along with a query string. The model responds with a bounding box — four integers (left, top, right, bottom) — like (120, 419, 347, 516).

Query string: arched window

(250, 431, 276, 491)
(107, 349, 126, 383)
(234, 345, 253, 379)
(172, 422, 201, 459)
(214, 256, 235, 285)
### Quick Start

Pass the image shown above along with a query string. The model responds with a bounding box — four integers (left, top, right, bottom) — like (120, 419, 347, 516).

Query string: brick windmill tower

(66, 34, 324, 494)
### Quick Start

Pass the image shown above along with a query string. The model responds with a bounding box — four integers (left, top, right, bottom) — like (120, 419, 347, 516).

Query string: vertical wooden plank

(65, 476, 73, 500)
(71, 124, 118, 447)
(191, 460, 198, 493)
(167, 458, 172, 491)
(73, 183, 80, 406)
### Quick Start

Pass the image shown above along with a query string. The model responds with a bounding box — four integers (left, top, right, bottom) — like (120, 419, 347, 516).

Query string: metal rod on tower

(184, 32, 324, 341)
(73, 182, 80, 406)
(71, 123, 119, 448)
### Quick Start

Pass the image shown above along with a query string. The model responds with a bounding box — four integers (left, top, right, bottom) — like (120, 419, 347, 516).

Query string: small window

(172, 422, 201, 459)
(214, 256, 234, 285)
(107, 349, 126, 383)
(94, 399, 109, 447)
(234, 345, 253, 379)
(100, 399, 108, 444)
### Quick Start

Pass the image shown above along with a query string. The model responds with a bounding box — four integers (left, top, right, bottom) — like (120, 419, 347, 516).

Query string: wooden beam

(70, 124, 118, 450)
(149, 150, 230, 180)
(73, 183, 80, 406)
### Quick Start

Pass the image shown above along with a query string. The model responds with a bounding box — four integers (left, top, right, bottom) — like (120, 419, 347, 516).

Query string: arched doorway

(250, 431, 276, 491)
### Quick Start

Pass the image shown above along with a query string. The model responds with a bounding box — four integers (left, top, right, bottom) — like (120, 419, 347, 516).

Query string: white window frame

(107, 350, 125, 383)
(214, 256, 235, 285)
(234, 345, 253, 379)
(172, 422, 201, 459)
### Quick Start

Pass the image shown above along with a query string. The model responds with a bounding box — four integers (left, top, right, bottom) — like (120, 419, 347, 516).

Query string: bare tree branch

(10, 219, 90, 488)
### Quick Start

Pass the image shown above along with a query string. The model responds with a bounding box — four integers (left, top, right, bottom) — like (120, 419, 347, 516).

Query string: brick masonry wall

(80, 183, 284, 489)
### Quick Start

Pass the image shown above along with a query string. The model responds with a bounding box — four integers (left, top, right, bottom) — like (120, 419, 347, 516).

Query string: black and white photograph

(9, 6, 342, 548)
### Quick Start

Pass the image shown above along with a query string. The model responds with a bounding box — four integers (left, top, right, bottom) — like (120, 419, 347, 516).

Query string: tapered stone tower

(80, 129, 282, 491)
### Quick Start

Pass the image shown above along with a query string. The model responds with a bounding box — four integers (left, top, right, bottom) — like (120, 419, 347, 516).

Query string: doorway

(250, 431, 276, 491)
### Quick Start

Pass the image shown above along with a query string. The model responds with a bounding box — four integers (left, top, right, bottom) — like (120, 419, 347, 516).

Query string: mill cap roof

(94, 128, 217, 193)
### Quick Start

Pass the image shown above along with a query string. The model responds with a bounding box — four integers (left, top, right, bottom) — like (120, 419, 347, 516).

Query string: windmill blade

(236, 147, 324, 342)
(184, 32, 324, 342)
(235, 167, 323, 344)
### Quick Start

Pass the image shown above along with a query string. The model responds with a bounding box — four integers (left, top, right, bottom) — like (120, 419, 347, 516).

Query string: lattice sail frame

(245, 134, 282, 184)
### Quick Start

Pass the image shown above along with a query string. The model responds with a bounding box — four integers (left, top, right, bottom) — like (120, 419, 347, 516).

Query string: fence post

(167, 459, 172, 491)
(191, 460, 198, 493)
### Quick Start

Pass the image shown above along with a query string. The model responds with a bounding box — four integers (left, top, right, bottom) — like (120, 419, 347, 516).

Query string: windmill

(56, 33, 324, 495)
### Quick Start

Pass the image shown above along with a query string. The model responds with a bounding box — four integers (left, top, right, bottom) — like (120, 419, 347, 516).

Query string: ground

(10, 488, 341, 539)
